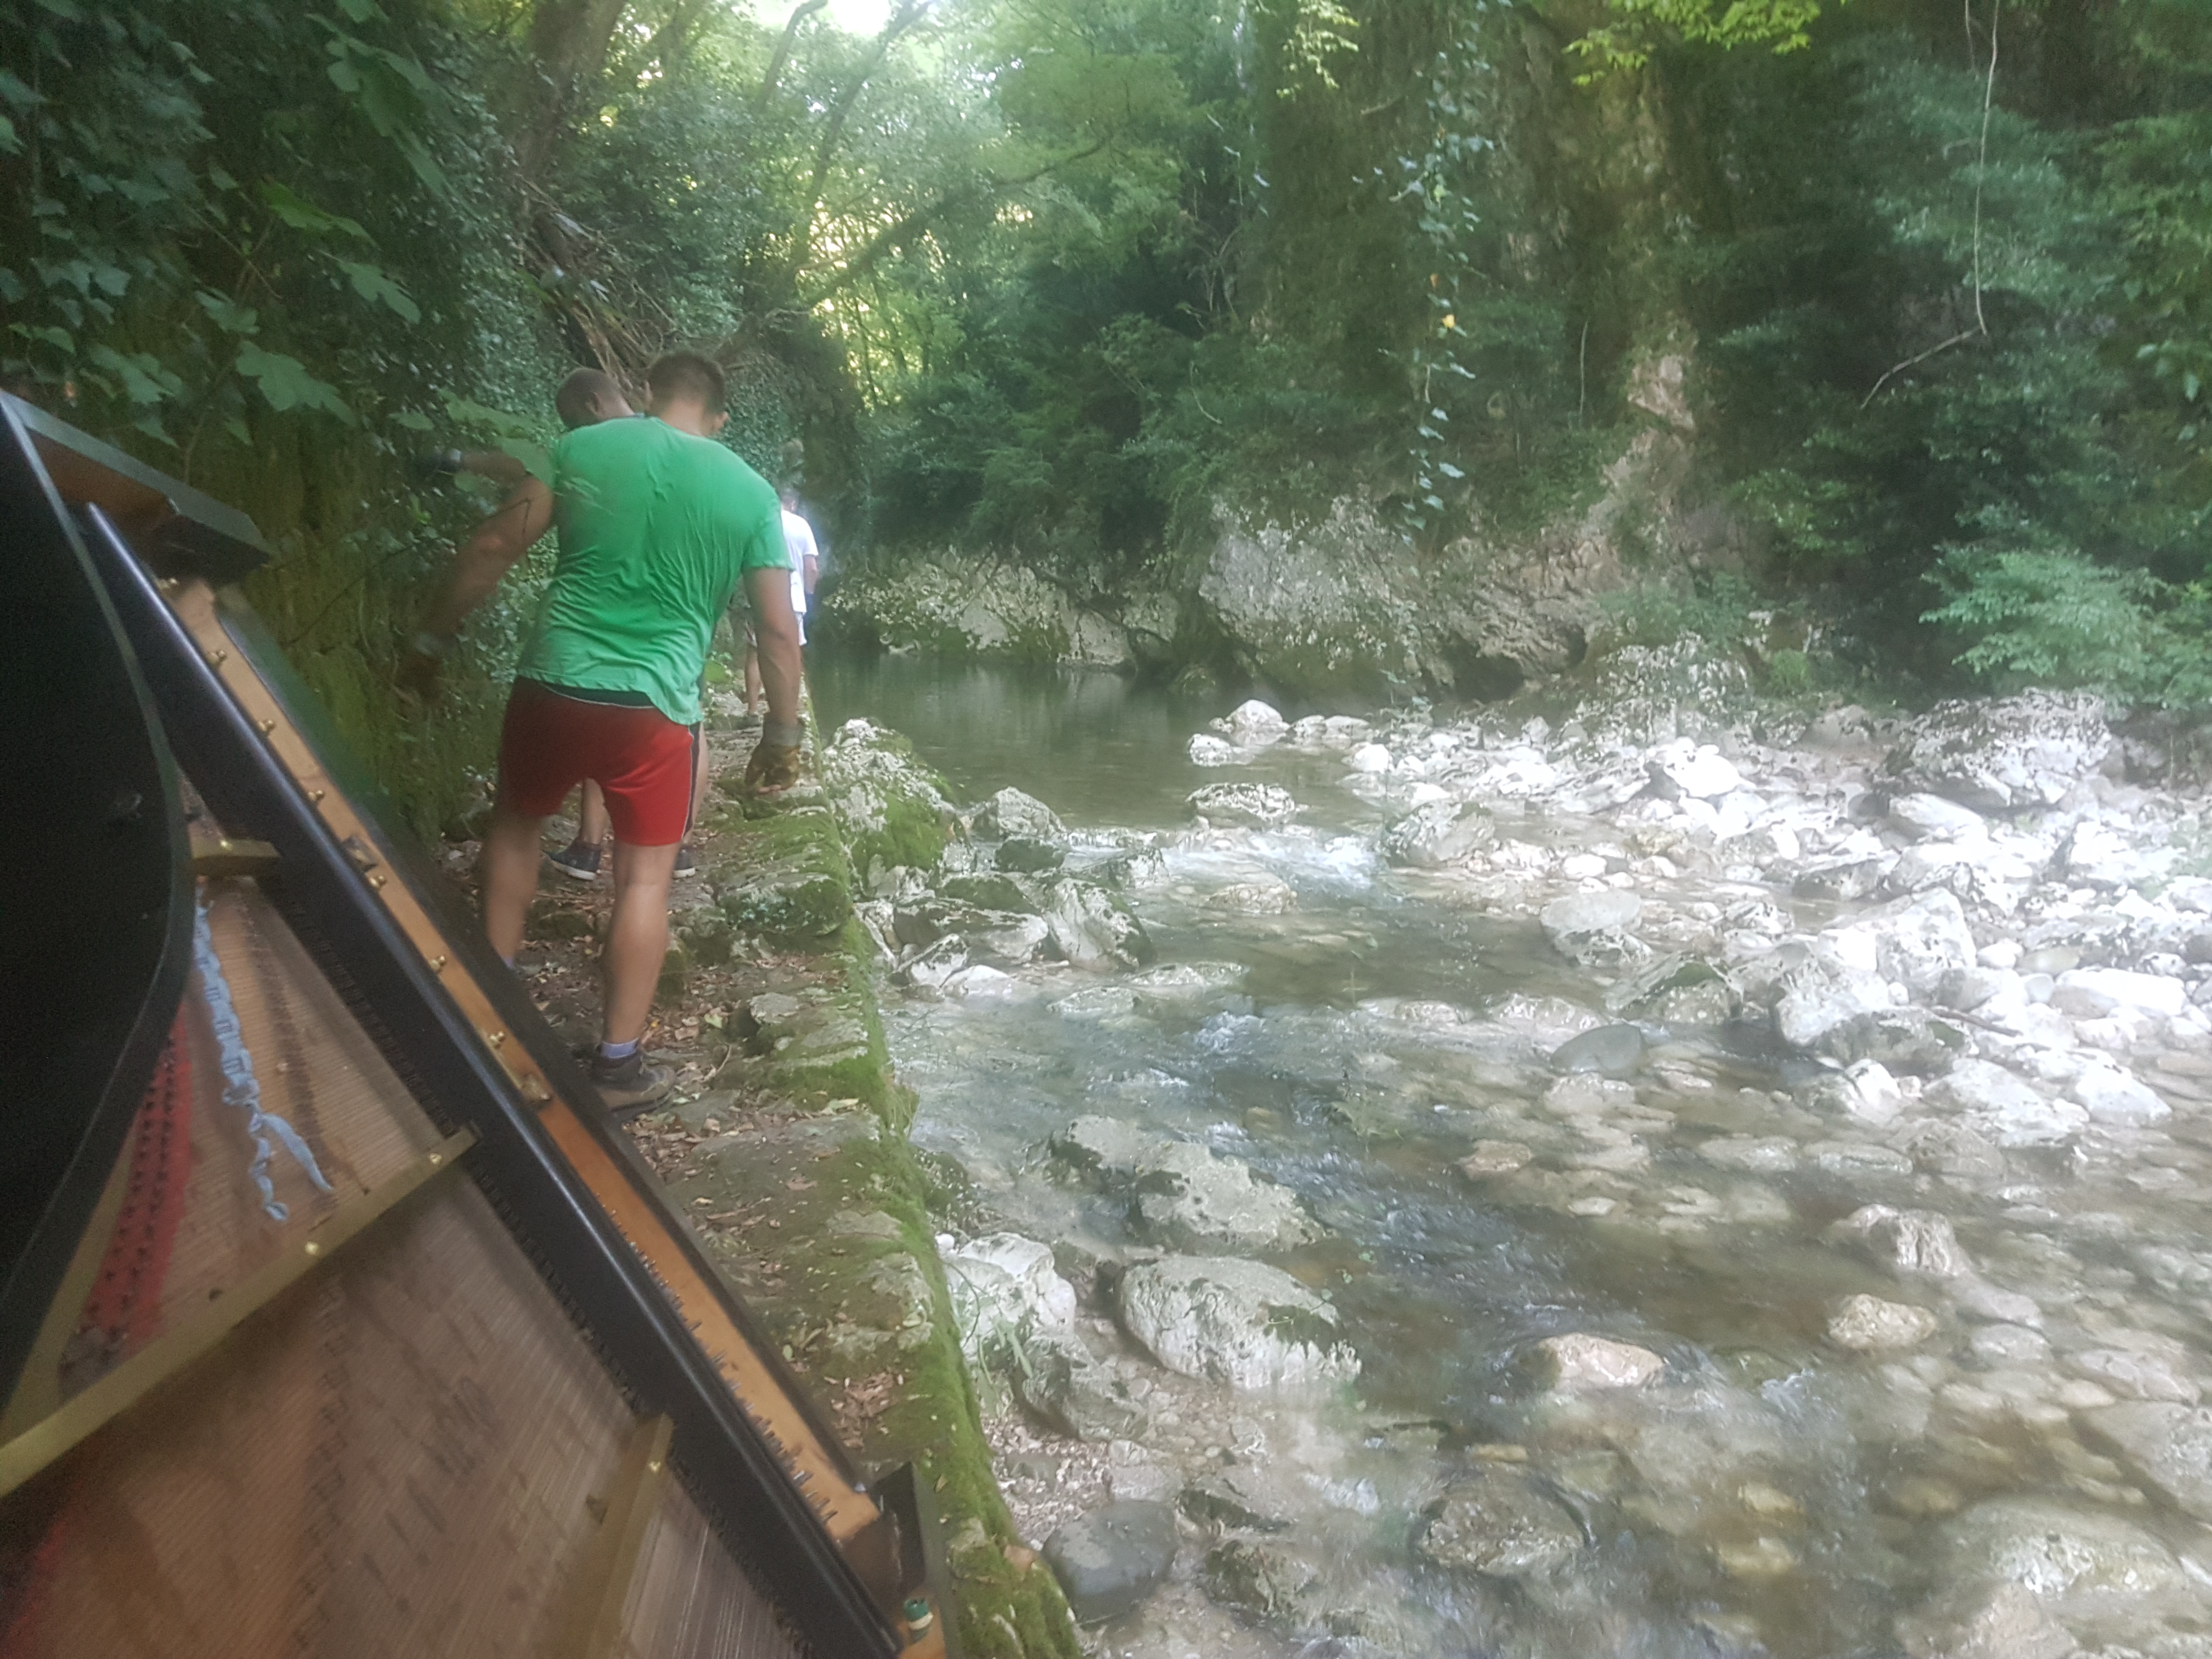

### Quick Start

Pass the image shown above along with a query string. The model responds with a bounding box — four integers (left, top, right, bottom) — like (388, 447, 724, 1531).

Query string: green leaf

(389, 409, 433, 432)
(234, 343, 356, 423)
(334, 256, 419, 322)
(87, 345, 183, 405)
(206, 165, 238, 192)
(258, 181, 370, 241)
(194, 290, 260, 335)
(441, 392, 540, 438)
(0, 70, 40, 111)
(9, 323, 74, 355)
(496, 436, 553, 486)
(131, 411, 177, 448)
(335, 0, 383, 18)
(0, 115, 16, 157)
(31, 0, 83, 18)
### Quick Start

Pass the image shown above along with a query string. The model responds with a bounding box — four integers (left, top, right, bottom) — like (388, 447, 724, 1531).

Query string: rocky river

(810, 646, 2212, 1659)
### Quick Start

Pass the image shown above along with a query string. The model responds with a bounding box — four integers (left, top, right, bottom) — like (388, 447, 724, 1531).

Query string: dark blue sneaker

(674, 843, 698, 879)
(547, 839, 602, 881)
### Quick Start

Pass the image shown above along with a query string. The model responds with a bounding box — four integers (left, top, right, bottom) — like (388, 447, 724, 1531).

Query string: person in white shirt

(748, 484, 821, 708)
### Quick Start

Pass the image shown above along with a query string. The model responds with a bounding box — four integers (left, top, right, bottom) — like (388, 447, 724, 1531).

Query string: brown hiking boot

(742, 739, 804, 795)
(591, 1049, 673, 1117)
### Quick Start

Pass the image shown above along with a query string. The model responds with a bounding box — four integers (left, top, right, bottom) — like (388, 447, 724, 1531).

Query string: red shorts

(495, 679, 698, 846)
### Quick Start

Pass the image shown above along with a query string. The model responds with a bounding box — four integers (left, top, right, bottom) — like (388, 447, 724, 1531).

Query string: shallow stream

(812, 653, 2212, 1659)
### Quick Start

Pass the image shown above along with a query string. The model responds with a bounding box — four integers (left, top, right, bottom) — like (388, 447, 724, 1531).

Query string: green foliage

(1572, 0, 1839, 76)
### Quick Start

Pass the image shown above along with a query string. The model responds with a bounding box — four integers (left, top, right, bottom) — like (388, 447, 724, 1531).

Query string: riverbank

(806, 649, 2212, 1659)
(483, 695, 1080, 1659)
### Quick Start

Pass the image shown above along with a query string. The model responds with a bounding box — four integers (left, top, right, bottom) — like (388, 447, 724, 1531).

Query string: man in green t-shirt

(405, 352, 803, 1111)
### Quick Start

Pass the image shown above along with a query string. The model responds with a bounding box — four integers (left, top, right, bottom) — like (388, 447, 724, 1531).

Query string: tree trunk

(514, 0, 629, 183)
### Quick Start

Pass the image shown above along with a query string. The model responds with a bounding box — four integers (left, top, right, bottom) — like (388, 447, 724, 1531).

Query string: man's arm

(397, 477, 555, 698)
(744, 563, 803, 733)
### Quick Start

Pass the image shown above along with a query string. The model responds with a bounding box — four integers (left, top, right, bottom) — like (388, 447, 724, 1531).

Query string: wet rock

(1890, 792, 1990, 844)
(1227, 699, 1289, 742)
(1603, 953, 1726, 1020)
(1189, 733, 1237, 766)
(2070, 1060, 2171, 1126)
(1933, 1059, 2086, 1147)
(941, 1233, 1077, 1365)
(1118, 1256, 1359, 1389)
(1459, 1140, 1534, 1177)
(1646, 740, 1744, 800)
(1181, 1474, 1289, 1533)
(938, 872, 1037, 911)
(1043, 1500, 1178, 1624)
(1886, 690, 2111, 810)
(1014, 1339, 1151, 1442)
(1415, 1465, 1584, 1580)
(1794, 857, 1893, 902)
(720, 870, 851, 941)
(1699, 1135, 1799, 1173)
(1965, 1324, 2050, 1368)
(1346, 742, 1391, 774)
(1939, 1496, 2182, 1616)
(1534, 1333, 1666, 1391)
(898, 936, 968, 990)
(975, 785, 1065, 840)
(1541, 1074, 1637, 1118)
(1551, 1023, 1645, 1077)
(1051, 1114, 1153, 1181)
(1042, 878, 1155, 970)
(1809, 1058, 1905, 1126)
(968, 910, 1052, 966)
(1827, 1294, 1939, 1351)
(1820, 1008, 1965, 1075)
(1131, 1140, 1319, 1253)
(1823, 890, 1977, 997)
(1379, 799, 1497, 867)
(995, 834, 1065, 874)
(2081, 1402, 2212, 1518)
(1186, 782, 1299, 828)
(2068, 1347, 2200, 1404)
(1836, 1206, 1973, 1278)
(1200, 1539, 1317, 1628)
(1540, 890, 1643, 963)
(1775, 954, 1893, 1050)
(1895, 1580, 2076, 1659)
(1206, 877, 1298, 914)
(2052, 966, 2188, 1020)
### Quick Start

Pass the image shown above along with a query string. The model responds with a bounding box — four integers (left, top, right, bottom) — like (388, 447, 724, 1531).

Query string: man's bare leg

(578, 781, 611, 846)
(602, 839, 681, 1046)
(689, 731, 714, 830)
(484, 806, 548, 962)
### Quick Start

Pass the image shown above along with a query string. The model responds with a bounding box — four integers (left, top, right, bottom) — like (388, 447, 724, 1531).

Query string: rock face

(1379, 799, 1496, 867)
(1417, 1466, 1584, 1579)
(1118, 1257, 1359, 1389)
(1042, 1500, 1178, 1624)
(1884, 690, 2111, 810)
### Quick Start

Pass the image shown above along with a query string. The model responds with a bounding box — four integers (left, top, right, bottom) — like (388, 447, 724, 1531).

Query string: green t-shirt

(516, 416, 788, 725)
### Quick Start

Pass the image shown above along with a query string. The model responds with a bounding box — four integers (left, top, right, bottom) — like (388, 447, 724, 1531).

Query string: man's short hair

(645, 351, 726, 412)
(777, 482, 800, 507)
(554, 367, 624, 430)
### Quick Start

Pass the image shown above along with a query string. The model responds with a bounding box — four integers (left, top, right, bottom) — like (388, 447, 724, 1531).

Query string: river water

(813, 653, 2212, 1659)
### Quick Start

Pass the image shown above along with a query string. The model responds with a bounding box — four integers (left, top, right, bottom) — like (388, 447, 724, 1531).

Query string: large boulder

(1041, 878, 1155, 970)
(1131, 1141, 1319, 1253)
(1043, 1501, 1178, 1624)
(1821, 890, 1977, 997)
(1774, 953, 1894, 1051)
(1118, 1256, 1359, 1389)
(1885, 691, 2111, 811)
(975, 785, 1065, 840)
(940, 1233, 1077, 1366)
